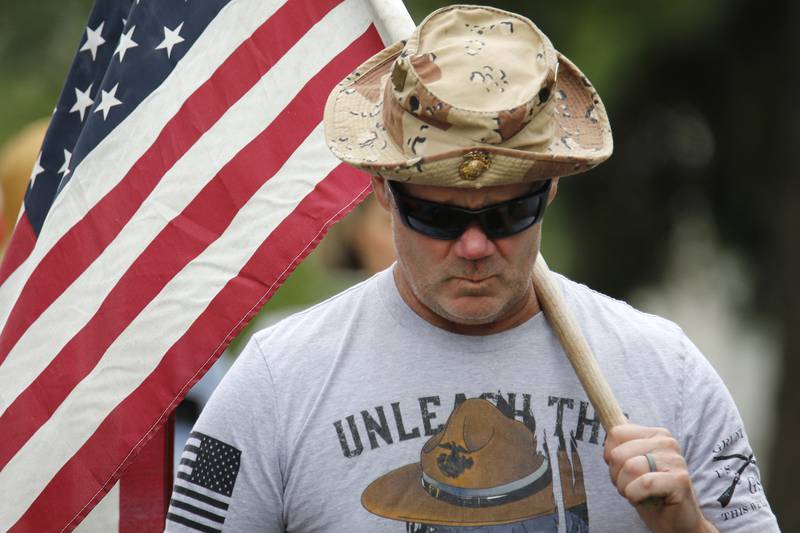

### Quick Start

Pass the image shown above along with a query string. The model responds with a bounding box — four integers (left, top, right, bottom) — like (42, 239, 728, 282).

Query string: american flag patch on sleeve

(167, 432, 242, 532)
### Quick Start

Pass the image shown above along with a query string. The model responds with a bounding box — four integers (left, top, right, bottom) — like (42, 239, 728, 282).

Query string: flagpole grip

(366, 0, 416, 44)
(533, 253, 627, 430)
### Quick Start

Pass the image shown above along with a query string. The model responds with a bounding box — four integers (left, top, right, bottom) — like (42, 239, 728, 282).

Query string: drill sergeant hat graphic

(362, 398, 557, 528)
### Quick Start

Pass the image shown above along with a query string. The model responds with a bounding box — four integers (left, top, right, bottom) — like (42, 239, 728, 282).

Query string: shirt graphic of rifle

(712, 453, 756, 507)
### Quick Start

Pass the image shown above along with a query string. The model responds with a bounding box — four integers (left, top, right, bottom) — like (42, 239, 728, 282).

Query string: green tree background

(1, 1, 796, 529)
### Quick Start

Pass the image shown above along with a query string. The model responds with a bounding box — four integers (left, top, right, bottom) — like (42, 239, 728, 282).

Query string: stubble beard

(404, 259, 535, 327)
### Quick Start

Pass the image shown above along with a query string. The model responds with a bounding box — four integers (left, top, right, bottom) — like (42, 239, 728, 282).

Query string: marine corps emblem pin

(458, 151, 492, 181)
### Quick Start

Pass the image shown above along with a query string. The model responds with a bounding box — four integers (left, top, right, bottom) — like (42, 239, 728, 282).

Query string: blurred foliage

(0, 0, 94, 142)
(1, 0, 798, 528)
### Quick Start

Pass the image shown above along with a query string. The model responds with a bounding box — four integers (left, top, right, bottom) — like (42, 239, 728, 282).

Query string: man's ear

(546, 177, 559, 206)
(371, 176, 391, 210)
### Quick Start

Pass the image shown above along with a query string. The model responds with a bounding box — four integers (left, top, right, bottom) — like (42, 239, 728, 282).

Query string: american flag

(0, 0, 398, 529)
(168, 432, 242, 532)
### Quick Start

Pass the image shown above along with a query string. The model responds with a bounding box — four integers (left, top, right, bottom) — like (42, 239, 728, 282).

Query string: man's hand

(604, 424, 718, 533)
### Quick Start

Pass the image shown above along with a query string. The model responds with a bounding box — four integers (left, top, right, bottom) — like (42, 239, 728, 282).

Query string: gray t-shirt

(166, 268, 778, 532)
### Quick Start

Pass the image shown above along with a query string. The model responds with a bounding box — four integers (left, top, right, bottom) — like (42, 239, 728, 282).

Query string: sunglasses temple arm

(532, 253, 627, 430)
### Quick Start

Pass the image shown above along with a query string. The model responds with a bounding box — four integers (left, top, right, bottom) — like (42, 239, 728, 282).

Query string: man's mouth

(453, 275, 494, 284)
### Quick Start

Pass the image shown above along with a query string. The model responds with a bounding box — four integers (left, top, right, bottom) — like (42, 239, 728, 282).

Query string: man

(166, 5, 778, 532)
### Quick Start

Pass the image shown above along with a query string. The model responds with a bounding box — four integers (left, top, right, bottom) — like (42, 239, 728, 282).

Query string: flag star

(155, 22, 185, 58)
(30, 153, 45, 186)
(95, 83, 122, 120)
(114, 26, 138, 62)
(58, 149, 72, 177)
(69, 83, 94, 121)
(80, 21, 106, 61)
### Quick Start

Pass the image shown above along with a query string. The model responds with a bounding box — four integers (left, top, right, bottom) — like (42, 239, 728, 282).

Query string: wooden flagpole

(532, 253, 627, 430)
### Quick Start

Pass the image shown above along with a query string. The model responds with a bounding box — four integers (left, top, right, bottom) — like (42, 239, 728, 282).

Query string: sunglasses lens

(481, 196, 543, 238)
(403, 199, 468, 240)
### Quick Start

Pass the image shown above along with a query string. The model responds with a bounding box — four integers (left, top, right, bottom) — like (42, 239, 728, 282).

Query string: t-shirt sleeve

(165, 336, 285, 532)
(678, 335, 779, 532)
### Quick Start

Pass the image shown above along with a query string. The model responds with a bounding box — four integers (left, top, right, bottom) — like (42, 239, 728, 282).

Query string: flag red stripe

(118, 414, 174, 533)
(0, 215, 35, 287)
(11, 163, 372, 532)
(0, 0, 344, 366)
(0, 24, 379, 473)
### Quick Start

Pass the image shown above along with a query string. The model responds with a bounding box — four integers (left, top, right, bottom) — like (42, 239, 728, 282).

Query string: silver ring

(645, 453, 657, 473)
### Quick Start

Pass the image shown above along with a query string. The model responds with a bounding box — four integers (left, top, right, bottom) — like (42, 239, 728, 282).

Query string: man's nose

(452, 222, 495, 260)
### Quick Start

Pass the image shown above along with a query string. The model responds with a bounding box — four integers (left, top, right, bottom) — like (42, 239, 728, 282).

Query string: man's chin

(436, 298, 506, 326)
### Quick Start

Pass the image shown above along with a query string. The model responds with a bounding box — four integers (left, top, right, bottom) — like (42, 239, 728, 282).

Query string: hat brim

(361, 463, 557, 526)
(324, 41, 613, 186)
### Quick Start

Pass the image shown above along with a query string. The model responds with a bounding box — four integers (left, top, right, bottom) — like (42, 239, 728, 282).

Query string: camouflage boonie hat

(323, 4, 613, 188)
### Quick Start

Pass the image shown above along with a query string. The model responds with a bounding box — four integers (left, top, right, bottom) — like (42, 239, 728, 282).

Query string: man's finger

(606, 424, 671, 447)
(613, 455, 654, 497)
(624, 471, 692, 505)
(615, 452, 690, 495)
(606, 435, 682, 479)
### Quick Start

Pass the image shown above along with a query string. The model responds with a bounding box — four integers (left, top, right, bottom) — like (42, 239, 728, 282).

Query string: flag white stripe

(180, 440, 199, 464)
(74, 480, 120, 532)
(172, 486, 232, 517)
(0, 124, 345, 528)
(0, 0, 372, 416)
(0, 0, 290, 328)
(167, 508, 224, 531)
(173, 478, 233, 505)
(168, 506, 225, 531)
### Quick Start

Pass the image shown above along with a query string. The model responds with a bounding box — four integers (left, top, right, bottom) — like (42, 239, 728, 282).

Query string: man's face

(373, 177, 557, 335)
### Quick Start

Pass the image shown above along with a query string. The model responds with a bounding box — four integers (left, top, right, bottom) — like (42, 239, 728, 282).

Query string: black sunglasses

(388, 179, 552, 240)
